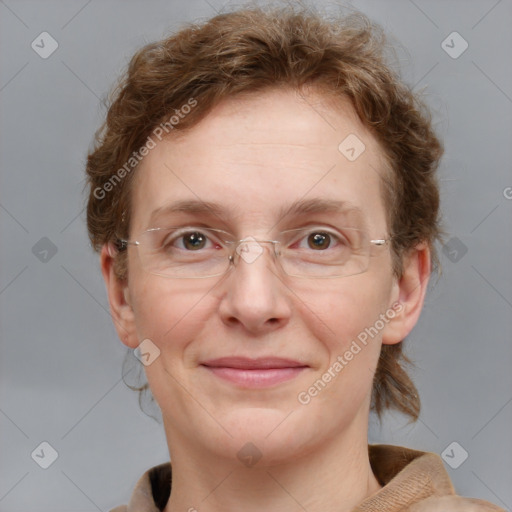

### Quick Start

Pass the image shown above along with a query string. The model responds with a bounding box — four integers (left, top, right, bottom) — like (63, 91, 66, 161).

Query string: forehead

(130, 87, 390, 233)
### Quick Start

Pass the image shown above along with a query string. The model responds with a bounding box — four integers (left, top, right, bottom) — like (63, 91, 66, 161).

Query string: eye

(180, 231, 208, 250)
(162, 230, 218, 251)
(294, 230, 346, 251)
(306, 232, 332, 250)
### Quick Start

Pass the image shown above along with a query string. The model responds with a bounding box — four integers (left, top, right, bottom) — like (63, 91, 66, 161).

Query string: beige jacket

(111, 444, 505, 512)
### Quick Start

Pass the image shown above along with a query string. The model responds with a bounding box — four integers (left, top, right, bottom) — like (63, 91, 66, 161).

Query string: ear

(100, 243, 139, 348)
(381, 243, 431, 345)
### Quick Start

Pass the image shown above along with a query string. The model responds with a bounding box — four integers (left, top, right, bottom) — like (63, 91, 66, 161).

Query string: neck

(163, 417, 381, 512)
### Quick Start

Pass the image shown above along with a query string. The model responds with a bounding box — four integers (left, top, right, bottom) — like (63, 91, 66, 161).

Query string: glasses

(116, 226, 391, 279)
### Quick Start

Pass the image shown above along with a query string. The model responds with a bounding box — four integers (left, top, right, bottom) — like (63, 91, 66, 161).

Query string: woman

(85, 4, 504, 511)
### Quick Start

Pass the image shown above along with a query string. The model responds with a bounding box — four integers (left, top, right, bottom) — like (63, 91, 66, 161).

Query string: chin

(205, 406, 323, 465)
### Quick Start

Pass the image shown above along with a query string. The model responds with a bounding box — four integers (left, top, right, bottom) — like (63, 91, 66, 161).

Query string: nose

(217, 240, 292, 334)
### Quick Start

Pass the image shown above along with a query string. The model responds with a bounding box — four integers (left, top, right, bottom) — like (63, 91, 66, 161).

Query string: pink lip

(201, 357, 308, 388)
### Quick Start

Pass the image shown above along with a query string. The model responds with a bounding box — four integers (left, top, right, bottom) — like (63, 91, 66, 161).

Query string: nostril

(227, 316, 240, 326)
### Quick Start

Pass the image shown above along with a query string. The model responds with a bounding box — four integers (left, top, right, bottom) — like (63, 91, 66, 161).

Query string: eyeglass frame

(114, 226, 392, 279)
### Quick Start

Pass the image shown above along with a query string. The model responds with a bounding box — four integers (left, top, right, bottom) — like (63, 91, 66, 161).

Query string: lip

(201, 357, 307, 369)
(201, 357, 309, 388)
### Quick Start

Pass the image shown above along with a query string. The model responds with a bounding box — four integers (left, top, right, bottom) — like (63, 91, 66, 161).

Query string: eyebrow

(277, 198, 363, 221)
(148, 199, 236, 225)
(148, 198, 364, 227)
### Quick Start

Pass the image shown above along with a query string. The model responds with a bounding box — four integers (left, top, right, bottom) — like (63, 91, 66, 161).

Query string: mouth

(200, 357, 309, 388)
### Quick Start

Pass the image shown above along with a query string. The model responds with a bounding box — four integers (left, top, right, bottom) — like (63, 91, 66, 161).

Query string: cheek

(296, 284, 388, 413)
(296, 278, 390, 352)
(130, 278, 214, 356)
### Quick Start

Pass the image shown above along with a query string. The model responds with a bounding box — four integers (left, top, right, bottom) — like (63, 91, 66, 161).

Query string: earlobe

(382, 243, 431, 346)
(100, 243, 139, 348)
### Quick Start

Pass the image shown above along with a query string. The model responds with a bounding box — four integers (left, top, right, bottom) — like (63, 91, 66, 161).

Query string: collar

(115, 444, 503, 512)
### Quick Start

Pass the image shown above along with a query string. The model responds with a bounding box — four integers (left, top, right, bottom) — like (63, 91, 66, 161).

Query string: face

(103, 87, 425, 466)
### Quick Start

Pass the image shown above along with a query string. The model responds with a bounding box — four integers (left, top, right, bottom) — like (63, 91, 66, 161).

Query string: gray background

(0, 0, 511, 510)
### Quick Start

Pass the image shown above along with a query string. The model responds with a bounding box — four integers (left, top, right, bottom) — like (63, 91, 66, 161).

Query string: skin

(101, 87, 430, 512)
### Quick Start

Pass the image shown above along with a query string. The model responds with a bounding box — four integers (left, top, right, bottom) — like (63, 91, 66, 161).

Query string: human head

(86, 4, 443, 422)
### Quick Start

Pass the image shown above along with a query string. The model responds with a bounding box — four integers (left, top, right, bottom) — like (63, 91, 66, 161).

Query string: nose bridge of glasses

(230, 237, 280, 266)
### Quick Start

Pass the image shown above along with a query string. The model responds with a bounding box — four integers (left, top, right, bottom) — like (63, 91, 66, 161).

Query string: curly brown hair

(85, 3, 443, 422)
